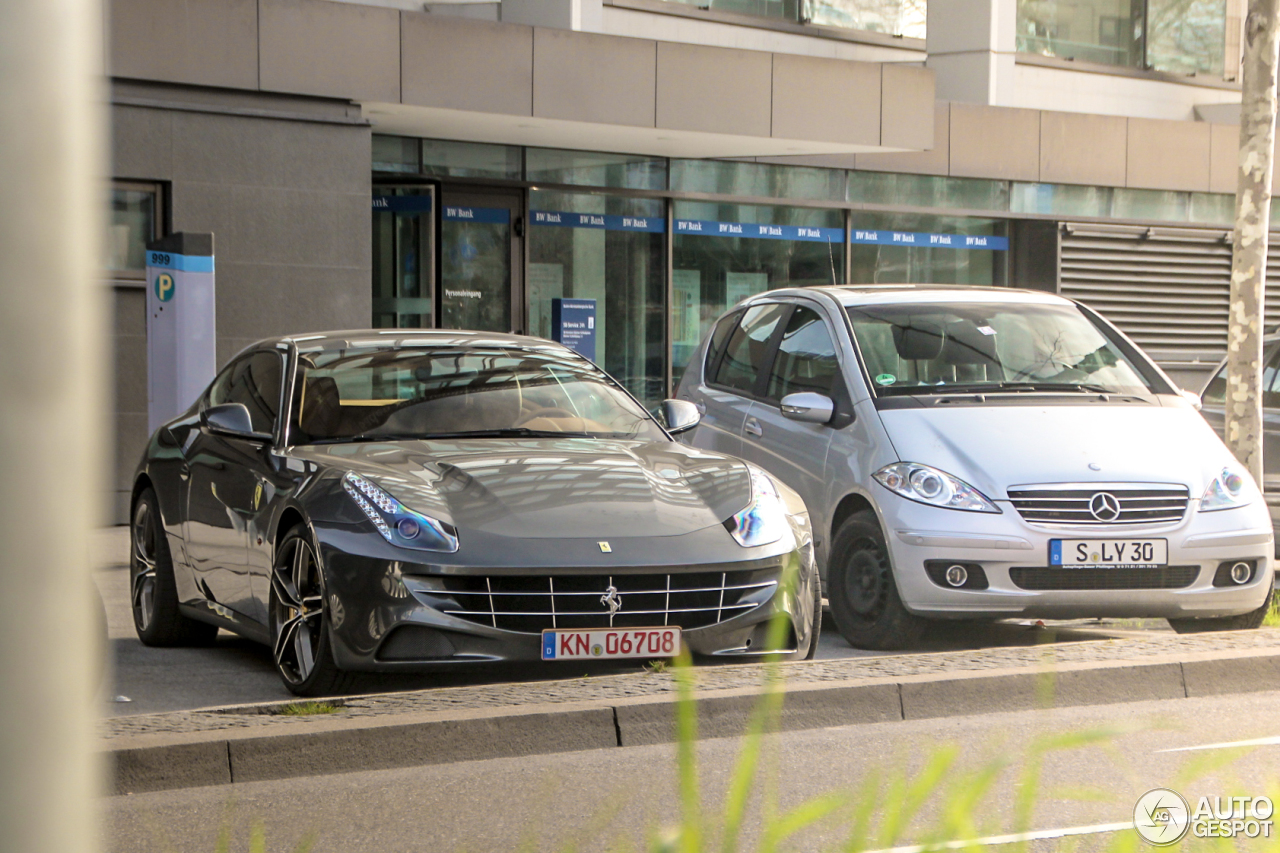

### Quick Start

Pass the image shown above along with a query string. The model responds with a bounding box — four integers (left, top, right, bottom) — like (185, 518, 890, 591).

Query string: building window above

(659, 0, 926, 36)
(106, 182, 161, 280)
(1016, 0, 1228, 77)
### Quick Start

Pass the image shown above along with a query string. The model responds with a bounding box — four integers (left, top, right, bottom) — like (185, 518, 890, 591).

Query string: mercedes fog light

(945, 565, 969, 587)
(1230, 561, 1253, 585)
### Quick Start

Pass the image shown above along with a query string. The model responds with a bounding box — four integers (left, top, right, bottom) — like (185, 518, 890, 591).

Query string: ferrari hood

(293, 438, 754, 539)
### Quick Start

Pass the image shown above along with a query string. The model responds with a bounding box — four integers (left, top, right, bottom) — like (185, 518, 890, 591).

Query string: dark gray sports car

(130, 330, 820, 695)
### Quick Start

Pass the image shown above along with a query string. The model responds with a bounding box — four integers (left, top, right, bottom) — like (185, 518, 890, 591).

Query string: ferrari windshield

(845, 301, 1158, 396)
(289, 346, 666, 443)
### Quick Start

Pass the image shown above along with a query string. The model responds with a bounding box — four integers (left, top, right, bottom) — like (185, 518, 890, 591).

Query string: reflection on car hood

(878, 404, 1234, 499)
(292, 438, 752, 538)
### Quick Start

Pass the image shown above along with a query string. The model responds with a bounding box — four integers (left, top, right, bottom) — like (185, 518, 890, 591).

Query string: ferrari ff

(129, 331, 819, 695)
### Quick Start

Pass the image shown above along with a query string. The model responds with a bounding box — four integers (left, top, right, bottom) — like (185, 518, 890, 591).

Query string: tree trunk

(1226, 0, 1280, 484)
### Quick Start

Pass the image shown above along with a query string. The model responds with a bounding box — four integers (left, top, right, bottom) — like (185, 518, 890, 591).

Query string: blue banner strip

(851, 229, 1008, 251)
(443, 205, 510, 224)
(146, 251, 214, 273)
(531, 210, 665, 233)
(674, 219, 844, 243)
(372, 195, 433, 214)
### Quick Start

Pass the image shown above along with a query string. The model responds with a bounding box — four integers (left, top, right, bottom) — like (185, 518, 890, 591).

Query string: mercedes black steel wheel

(1168, 574, 1275, 634)
(270, 526, 356, 696)
(130, 487, 218, 646)
(827, 510, 926, 650)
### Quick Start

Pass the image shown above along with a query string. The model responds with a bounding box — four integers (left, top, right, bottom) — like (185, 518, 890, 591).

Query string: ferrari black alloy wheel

(131, 487, 218, 646)
(827, 510, 926, 650)
(270, 526, 355, 696)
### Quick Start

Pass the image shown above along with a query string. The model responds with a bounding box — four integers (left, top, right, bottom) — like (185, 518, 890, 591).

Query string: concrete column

(926, 0, 1017, 105)
(0, 0, 106, 851)
(501, 0, 604, 31)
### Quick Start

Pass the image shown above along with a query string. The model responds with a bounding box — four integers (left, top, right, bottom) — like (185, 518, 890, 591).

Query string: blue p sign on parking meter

(145, 233, 216, 433)
(551, 298, 597, 362)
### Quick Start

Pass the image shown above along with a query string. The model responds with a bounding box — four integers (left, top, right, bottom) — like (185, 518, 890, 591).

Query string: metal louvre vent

(1009, 566, 1200, 590)
(1007, 484, 1189, 524)
(1059, 223, 1280, 357)
(438, 568, 778, 634)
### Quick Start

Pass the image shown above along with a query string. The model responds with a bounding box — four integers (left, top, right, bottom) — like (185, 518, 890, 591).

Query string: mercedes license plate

(1049, 539, 1168, 568)
(542, 627, 681, 661)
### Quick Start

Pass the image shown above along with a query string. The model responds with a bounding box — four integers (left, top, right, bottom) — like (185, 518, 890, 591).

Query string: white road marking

(866, 821, 1133, 852)
(1157, 735, 1280, 753)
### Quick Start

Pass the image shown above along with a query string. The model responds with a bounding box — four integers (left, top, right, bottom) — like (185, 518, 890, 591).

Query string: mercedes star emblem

(1089, 492, 1121, 522)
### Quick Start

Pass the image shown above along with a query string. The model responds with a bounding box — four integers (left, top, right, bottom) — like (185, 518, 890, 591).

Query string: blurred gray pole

(1226, 0, 1280, 483)
(0, 0, 107, 850)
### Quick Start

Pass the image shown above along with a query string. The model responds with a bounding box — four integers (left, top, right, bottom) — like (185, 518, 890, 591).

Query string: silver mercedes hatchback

(676, 285, 1275, 650)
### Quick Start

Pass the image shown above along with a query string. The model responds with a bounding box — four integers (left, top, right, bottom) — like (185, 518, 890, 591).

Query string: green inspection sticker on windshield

(875, 374, 896, 386)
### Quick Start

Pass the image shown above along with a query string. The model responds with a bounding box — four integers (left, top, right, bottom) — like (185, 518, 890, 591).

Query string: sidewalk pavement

(105, 627, 1280, 795)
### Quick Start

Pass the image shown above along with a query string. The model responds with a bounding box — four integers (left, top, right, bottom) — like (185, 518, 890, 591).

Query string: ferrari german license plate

(1049, 538, 1168, 568)
(542, 627, 681, 660)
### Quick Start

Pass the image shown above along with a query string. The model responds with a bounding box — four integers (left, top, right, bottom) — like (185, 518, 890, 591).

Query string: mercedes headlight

(873, 463, 1001, 513)
(1200, 464, 1254, 512)
(342, 472, 459, 552)
(725, 467, 790, 548)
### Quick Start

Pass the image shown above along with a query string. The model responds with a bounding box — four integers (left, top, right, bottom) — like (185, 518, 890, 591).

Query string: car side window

(703, 310, 742, 381)
(1203, 348, 1280, 408)
(712, 303, 789, 396)
(208, 351, 283, 434)
(766, 306, 839, 402)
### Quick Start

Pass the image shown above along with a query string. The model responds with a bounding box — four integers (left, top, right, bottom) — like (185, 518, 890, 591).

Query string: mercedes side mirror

(660, 399, 701, 435)
(780, 392, 835, 425)
(204, 403, 272, 442)
(1179, 389, 1203, 411)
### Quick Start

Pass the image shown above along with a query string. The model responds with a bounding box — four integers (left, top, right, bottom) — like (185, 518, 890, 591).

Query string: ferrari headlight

(873, 462, 1001, 513)
(1200, 464, 1254, 512)
(724, 467, 789, 548)
(342, 472, 459, 552)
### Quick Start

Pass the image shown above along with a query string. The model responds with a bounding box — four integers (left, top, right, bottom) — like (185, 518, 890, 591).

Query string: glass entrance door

(440, 187, 523, 333)
(372, 185, 435, 328)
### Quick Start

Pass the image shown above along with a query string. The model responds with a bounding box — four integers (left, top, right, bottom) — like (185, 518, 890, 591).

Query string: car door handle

(744, 418, 763, 439)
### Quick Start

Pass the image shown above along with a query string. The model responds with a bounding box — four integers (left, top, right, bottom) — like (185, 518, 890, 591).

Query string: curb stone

(105, 646, 1280, 795)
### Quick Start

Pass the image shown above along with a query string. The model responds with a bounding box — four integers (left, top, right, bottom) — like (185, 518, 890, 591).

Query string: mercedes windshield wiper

(880, 381, 1129, 397)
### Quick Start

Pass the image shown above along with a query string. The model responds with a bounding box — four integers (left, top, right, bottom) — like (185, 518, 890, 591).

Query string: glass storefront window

(526, 149, 667, 190)
(372, 187, 435, 328)
(1147, 0, 1225, 75)
(671, 201, 844, 385)
(372, 135, 421, 174)
(421, 139, 522, 180)
(106, 185, 158, 275)
(848, 213, 1008, 286)
(528, 191, 667, 407)
(1017, 0, 1143, 67)
(805, 0, 926, 36)
(849, 171, 1010, 212)
(671, 160, 846, 202)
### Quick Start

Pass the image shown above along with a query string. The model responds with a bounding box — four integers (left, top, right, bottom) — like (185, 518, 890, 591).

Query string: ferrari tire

(130, 487, 219, 647)
(270, 526, 359, 697)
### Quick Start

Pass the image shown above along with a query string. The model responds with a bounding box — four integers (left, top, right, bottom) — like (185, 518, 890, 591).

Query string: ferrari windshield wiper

(418, 428, 596, 439)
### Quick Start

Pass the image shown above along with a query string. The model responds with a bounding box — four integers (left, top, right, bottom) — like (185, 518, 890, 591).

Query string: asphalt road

(105, 688, 1280, 852)
(94, 527, 1181, 716)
